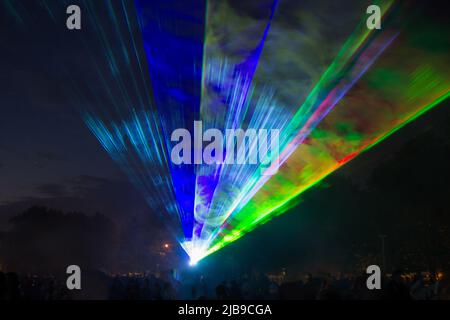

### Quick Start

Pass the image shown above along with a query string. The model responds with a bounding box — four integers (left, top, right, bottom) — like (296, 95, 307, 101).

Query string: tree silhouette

(0, 206, 118, 274)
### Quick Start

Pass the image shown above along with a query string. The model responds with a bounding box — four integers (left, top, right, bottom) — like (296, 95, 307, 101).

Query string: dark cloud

(0, 144, 15, 153)
(35, 183, 68, 197)
(71, 174, 110, 186)
(35, 151, 66, 162)
(68, 175, 112, 196)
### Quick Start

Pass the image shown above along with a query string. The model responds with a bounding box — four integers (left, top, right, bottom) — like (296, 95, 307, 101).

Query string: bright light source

(189, 259, 198, 266)
(182, 240, 207, 266)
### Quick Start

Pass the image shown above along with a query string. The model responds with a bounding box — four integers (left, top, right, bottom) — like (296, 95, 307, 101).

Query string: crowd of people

(0, 272, 71, 300)
(1, 269, 449, 300)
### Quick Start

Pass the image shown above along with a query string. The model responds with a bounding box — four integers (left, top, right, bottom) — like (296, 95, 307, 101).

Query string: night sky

(0, 1, 152, 227)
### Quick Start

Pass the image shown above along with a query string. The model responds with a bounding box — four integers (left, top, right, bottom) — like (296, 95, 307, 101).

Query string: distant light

(164, 243, 170, 249)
